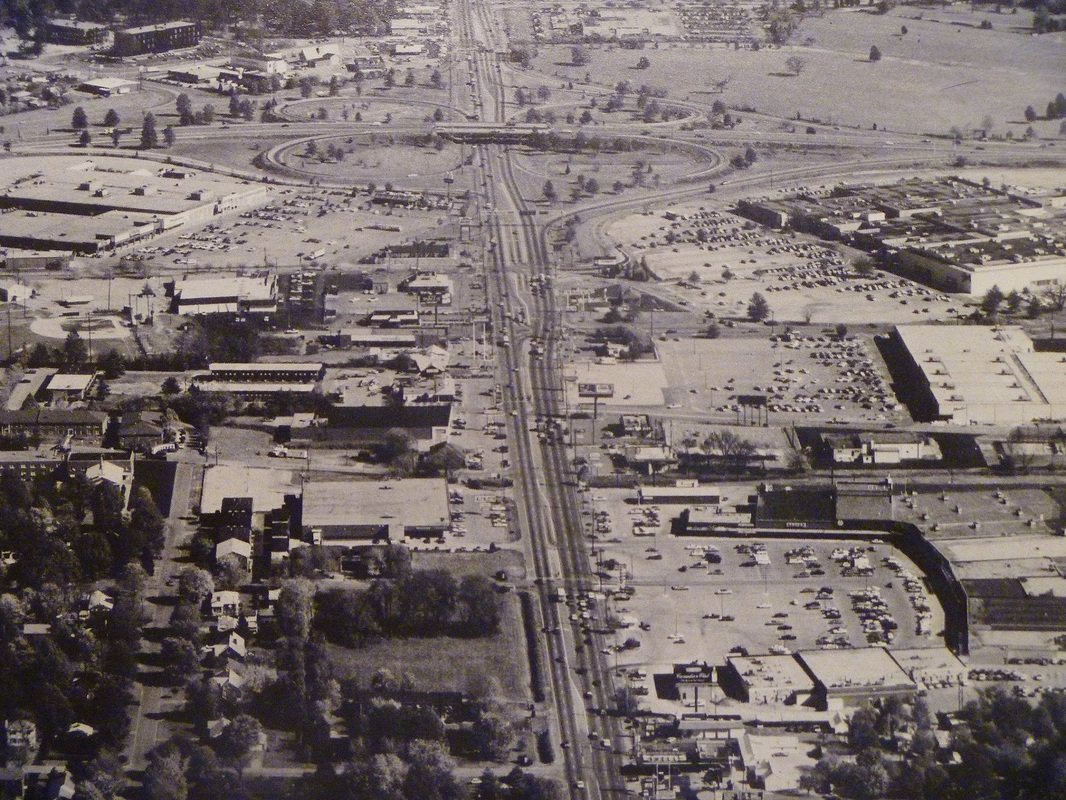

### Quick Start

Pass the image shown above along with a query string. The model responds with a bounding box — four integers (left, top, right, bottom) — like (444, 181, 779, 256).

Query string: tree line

(313, 569, 502, 645)
(802, 688, 1066, 799)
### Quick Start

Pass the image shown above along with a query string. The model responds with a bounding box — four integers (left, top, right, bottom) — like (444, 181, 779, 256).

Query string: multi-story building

(113, 21, 201, 57)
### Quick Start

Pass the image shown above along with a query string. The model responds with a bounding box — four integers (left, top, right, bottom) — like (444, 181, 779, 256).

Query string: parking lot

(577, 487, 946, 710)
(656, 328, 906, 425)
(606, 207, 964, 325)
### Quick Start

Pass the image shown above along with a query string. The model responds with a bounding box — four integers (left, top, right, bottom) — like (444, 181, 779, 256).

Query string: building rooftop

(208, 362, 323, 373)
(896, 324, 1066, 423)
(175, 275, 276, 302)
(727, 654, 814, 692)
(118, 20, 199, 34)
(797, 647, 916, 692)
(302, 478, 450, 530)
(200, 464, 298, 515)
(45, 373, 95, 392)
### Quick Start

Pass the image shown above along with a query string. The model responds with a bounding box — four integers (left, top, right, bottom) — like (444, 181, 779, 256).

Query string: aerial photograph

(0, 0, 1062, 798)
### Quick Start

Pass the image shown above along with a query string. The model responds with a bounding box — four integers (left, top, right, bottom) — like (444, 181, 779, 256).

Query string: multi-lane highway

(455, 0, 627, 797)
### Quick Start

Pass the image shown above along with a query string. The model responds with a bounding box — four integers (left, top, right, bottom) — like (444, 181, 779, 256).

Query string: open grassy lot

(526, 7, 1062, 137)
(325, 590, 532, 702)
(276, 137, 467, 188)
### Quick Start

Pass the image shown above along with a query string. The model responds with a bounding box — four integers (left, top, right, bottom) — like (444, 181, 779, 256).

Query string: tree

(636, 56, 651, 69)
(276, 578, 314, 640)
(163, 125, 176, 148)
(71, 106, 88, 130)
(542, 180, 556, 201)
(747, 292, 770, 322)
(835, 323, 849, 340)
(1043, 280, 1066, 311)
(144, 745, 187, 800)
(471, 706, 514, 761)
(869, 45, 882, 62)
(785, 55, 806, 76)
(429, 69, 444, 89)
(111, 128, 122, 148)
(98, 349, 125, 379)
(176, 93, 193, 125)
(702, 430, 758, 477)
(62, 331, 88, 370)
(980, 284, 1004, 317)
(178, 567, 215, 605)
(216, 714, 263, 768)
(104, 108, 120, 128)
(571, 45, 589, 66)
(853, 256, 876, 277)
(162, 376, 181, 396)
(140, 113, 158, 149)
(1025, 105, 1038, 122)
(79, 129, 91, 147)
(161, 637, 200, 686)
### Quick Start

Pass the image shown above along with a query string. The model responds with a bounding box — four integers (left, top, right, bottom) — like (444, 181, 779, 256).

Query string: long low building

(207, 362, 324, 383)
(302, 478, 450, 545)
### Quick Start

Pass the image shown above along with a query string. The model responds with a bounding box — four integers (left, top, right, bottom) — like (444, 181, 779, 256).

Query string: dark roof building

(113, 20, 201, 57)
(45, 18, 109, 46)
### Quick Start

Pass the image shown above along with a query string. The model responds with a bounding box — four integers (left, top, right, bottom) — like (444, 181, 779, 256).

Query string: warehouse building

(167, 274, 278, 318)
(893, 324, 1066, 425)
(796, 647, 916, 711)
(302, 478, 450, 546)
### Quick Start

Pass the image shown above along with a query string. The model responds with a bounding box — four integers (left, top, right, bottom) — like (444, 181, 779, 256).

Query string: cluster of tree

(729, 146, 758, 170)
(0, 472, 165, 588)
(803, 689, 1066, 800)
(528, 130, 648, 155)
(509, 45, 535, 68)
(1025, 92, 1066, 122)
(590, 324, 654, 361)
(313, 569, 502, 645)
(24, 331, 126, 381)
(175, 93, 216, 126)
(295, 740, 466, 800)
(142, 732, 259, 800)
(10, 0, 399, 38)
(0, 564, 151, 760)
(978, 281, 1066, 321)
(304, 139, 350, 162)
(470, 768, 562, 800)
(1033, 2, 1066, 33)
(513, 86, 551, 106)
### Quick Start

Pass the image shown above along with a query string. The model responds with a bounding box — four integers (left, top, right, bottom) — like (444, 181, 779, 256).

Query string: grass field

(326, 590, 532, 702)
(528, 7, 1062, 137)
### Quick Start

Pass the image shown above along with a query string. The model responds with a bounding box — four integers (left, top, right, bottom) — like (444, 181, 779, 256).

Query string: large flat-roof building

(113, 20, 201, 57)
(893, 324, 1066, 425)
(0, 156, 268, 254)
(302, 478, 450, 546)
(167, 274, 278, 318)
(721, 654, 815, 706)
(796, 647, 916, 711)
(737, 177, 1066, 295)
